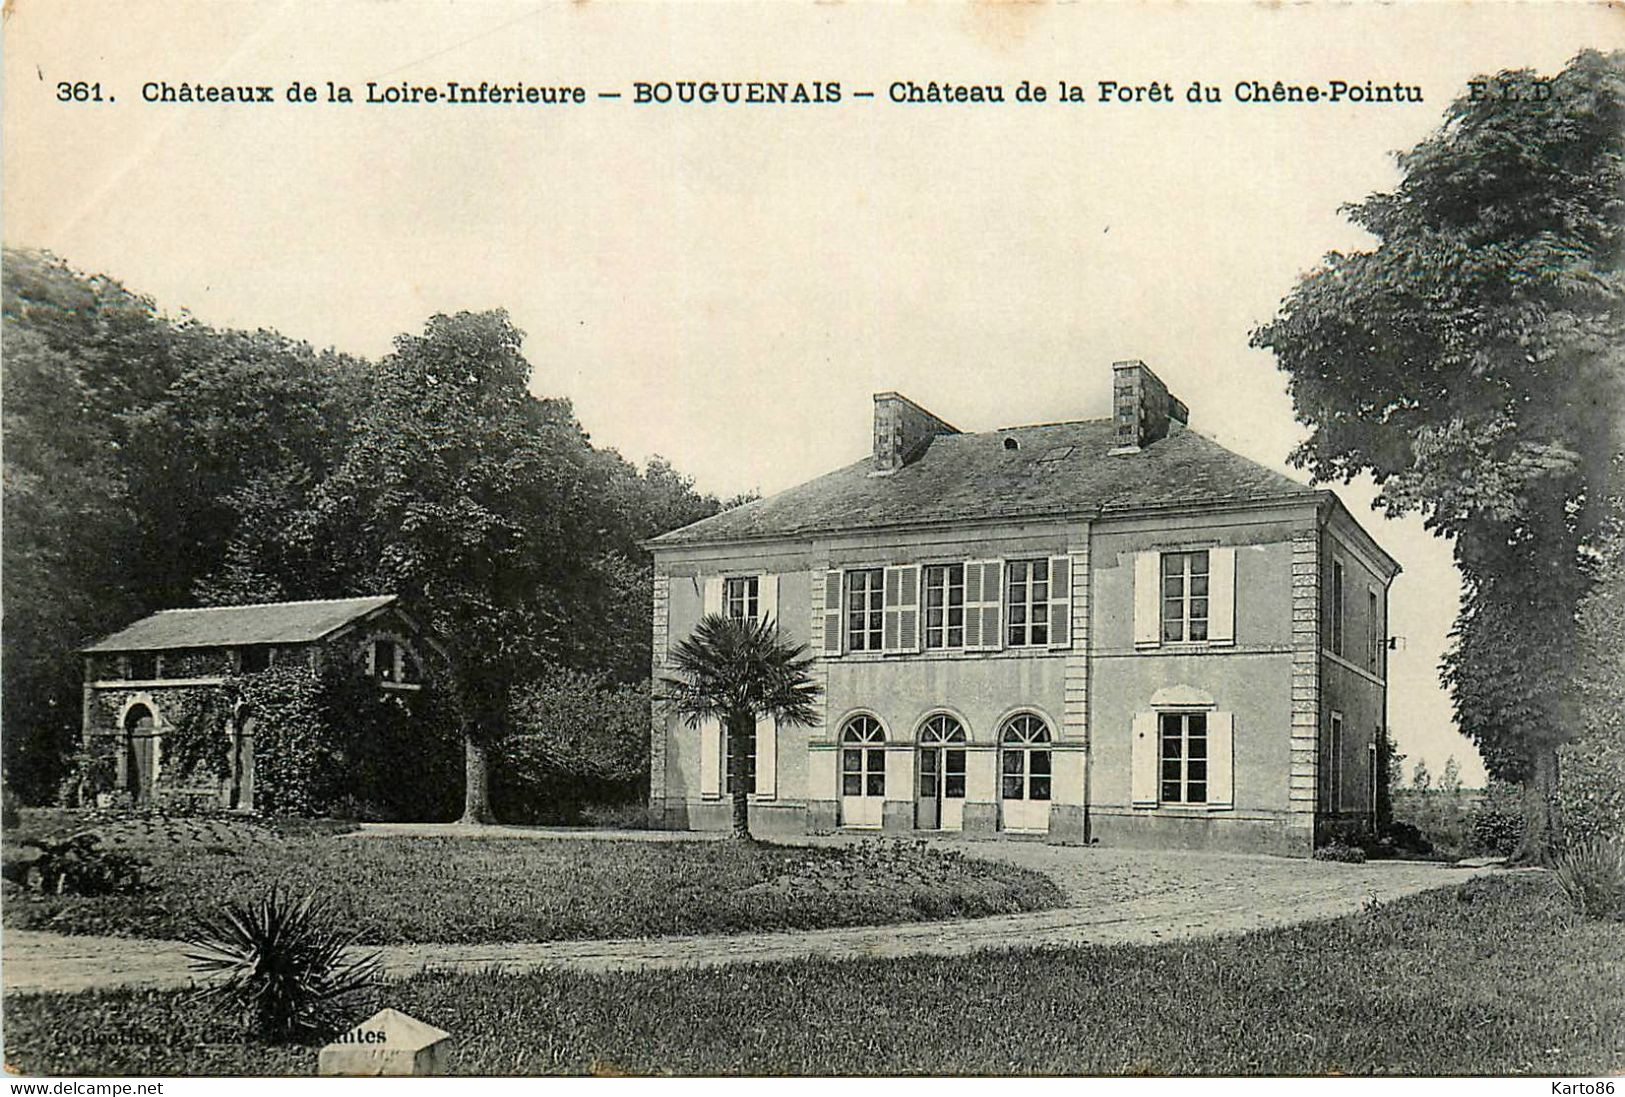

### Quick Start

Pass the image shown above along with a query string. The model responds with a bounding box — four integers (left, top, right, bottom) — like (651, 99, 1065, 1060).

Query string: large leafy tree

(662, 614, 821, 839)
(1252, 50, 1625, 862)
(2, 251, 365, 801)
(2, 253, 171, 800)
(301, 310, 611, 823)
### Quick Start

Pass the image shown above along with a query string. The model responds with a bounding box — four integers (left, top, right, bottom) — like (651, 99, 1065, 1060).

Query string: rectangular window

(1028, 749, 1051, 801)
(841, 747, 862, 796)
(923, 564, 966, 649)
(240, 646, 272, 674)
(1159, 711, 1209, 805)
(374, 640, 397, 682)
(1328, 712, 1344, 811)
(1005, 558, 1051, 647)
(723, 576, 759, 623)
(846, 569, 884, 651)
(726, 728, 757, 795)
(1001, 750, 1026, 801)
(128, 652, 158, 680)
(1331, 560, 1346, 657)
(1160, 551, 1210, 643)
(944, 749, 966, 798)
(1367, 588, 1381, 673)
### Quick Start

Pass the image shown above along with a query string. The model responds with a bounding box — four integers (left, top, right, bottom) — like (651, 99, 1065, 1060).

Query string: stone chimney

(1110, 360, 1188, 453)
(872, 392, 960, 473)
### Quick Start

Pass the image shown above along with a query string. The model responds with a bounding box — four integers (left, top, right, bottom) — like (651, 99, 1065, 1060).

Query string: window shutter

(882, 565, 920, 653)
(758, 573, 779, 629)
(1207, 711, 1234, 809)
(982, 560, 1004, 649)
(700, 717, 722, 798)
(703, 576, 723, 617)
(755, 715, 777, 798)
(1131, 711, 1159, 806)
(965, 559, 1004, 650)
(821, 570, 843, 656)
(1133, 551, 1161, 647)
(1208, 547, 1236, 645)
(1047, 554, 1072, 650)
(963, 561, 984, 650)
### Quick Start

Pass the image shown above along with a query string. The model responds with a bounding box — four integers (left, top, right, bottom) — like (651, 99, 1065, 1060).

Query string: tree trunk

(1510, 741, 1559, 866)
(460, 732, 496, 825)
(728, 713, 754, 841)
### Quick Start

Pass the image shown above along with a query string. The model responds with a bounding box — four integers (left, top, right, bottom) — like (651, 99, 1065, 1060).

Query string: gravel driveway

(1, 834, 1498, 995)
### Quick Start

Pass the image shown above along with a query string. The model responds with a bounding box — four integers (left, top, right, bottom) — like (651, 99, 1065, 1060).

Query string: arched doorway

(839, 715, 886, 828)
(123, 703, 158, 805)
(999, 713, 1053, 833)
(916, 714, 967, 831)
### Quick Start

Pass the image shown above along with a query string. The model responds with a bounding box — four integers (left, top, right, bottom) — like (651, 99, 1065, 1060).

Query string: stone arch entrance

(122, 702, 159, 804)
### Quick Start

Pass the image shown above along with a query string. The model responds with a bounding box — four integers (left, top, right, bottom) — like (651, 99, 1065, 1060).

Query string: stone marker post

(318, 1008, 450, 1076)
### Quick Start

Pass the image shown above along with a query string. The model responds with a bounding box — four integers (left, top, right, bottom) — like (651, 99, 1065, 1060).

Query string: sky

(7, 0, 1622, 784)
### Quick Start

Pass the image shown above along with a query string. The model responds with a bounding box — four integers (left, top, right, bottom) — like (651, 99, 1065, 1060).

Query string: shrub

(3, 832, 147, 895)
(1467, 799, 1522, 856)
(1312, 841, 1368, 864)
(186, 888, 380, 1042)
(1382, 819, 1434, 855)
(1552, 837, 1625, 921)
(580, 801, 662, 830)
(55, 746, 119, 808)
(493, 672, 649, 824)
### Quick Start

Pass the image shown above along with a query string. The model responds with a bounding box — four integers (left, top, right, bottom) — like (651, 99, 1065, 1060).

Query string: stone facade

(647, 364, 1400, 856)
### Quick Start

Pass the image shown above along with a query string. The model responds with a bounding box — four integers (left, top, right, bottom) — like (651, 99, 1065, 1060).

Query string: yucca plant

(186, 887, 381, 1042)
(1552, 836, 1625, 921)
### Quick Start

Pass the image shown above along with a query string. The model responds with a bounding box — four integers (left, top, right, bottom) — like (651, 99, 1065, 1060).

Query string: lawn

(1, 810, 1062, 943)
(4, 874, 1620, 1076)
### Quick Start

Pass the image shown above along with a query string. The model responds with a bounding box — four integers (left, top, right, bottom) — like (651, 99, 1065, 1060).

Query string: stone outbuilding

(80, 595, 437, 810)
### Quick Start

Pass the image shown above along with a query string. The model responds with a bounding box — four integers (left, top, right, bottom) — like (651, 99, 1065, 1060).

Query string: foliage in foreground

(1553, 837, 1625, 922)
(1, 833, 1061, 944)
(6, 875, 1622, 1077)
(186, 888, 380, 1042)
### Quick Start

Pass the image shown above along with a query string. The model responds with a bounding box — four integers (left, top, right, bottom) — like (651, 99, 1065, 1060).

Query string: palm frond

(659, 612, 823, 728)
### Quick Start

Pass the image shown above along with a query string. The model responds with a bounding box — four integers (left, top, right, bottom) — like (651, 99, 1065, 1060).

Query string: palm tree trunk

(460, 732, 496, 825)
(728, 713, 753, 841)
(1510, 741, 1559, 866)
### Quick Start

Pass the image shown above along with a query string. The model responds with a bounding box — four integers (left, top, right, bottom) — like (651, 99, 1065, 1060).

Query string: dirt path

(2, 844, 1498, 995)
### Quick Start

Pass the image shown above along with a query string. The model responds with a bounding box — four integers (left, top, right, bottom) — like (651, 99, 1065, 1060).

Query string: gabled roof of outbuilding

(650, 419, 1319, 547)
(82, 595, 397, 653)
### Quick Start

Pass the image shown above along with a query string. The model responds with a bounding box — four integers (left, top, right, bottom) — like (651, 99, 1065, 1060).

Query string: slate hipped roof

(82, 595, 397, 653)
(650, 419, 1319, 547)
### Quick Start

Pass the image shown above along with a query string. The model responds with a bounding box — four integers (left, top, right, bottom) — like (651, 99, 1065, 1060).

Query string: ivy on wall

(236, 661, 462, 820)
(156, 685, 236, 780)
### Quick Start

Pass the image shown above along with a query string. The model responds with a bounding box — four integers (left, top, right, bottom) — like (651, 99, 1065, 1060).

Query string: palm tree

(661, 613, 821, 839)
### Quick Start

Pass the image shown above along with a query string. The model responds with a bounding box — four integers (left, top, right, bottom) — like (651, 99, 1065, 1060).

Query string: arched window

(918, 714, 967, 745)
(1000, 714, 1052, 803)
(840, 715, 886, 798)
